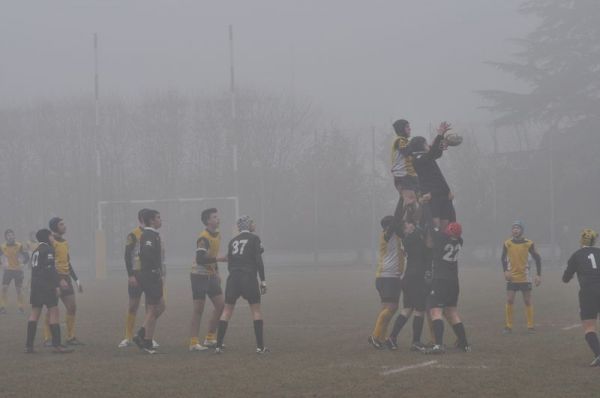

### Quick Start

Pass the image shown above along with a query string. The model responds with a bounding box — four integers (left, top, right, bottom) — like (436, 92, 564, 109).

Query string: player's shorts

(506, 282, 532, 292)
(375, 277, 402, 303)
(30, 284, 59, 308)
(579, 287, 600, 320)
(429, 195, 456, 221)
(402, 276, 428, 312)
(138, 272, 163, 306)
(190, 273, 222, 300)
(428, 278, 459, 308)
(2, 269, 24, 287)
(225, 272, 261, 305)
(394, 175, 419, 192)
(128, 272, 143, 299)
(58, 275, 75, 297)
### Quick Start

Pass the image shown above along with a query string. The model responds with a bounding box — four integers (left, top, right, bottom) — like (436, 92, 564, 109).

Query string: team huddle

(368, 119, 600, 367)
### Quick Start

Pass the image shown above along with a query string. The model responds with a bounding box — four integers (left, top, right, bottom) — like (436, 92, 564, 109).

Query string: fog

(1, 0, 598, 274)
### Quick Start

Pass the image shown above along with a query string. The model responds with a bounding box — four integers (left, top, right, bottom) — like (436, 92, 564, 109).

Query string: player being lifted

(118, 209, 159, 349)
(501, 221, 542, 334)
(427, 222, 470, 354)
(43, 218, 83, 346)
(562, 228, 600, 367)
(391, 119, 419, 223)
(368, 215, 404, 350)
(189, 208, 227, 351)
(133, 209, 165, 354)
(0, 229, 30, 314)
(215, 216, 268, 354)
(25, 229, 72, 354)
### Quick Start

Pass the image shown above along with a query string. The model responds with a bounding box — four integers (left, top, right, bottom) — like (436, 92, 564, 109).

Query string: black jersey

(30, 243, 59, 289)
(402, 227, 428, 279)
(227, 231, 265, 281)
(412, 134, 450, 196)
(139, 228, 163, 275)
(432, 230, 462, 280)
(563, 247, 600, 289)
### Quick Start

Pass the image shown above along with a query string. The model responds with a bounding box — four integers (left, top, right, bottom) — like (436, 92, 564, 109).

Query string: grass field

(0, 265, 598, 398)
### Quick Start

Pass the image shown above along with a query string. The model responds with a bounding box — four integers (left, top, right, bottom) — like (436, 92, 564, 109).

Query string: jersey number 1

(589, 253, 598, 270)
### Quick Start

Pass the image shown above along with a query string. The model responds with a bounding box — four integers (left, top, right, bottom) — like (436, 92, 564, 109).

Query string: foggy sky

(1, 0, 533, 133)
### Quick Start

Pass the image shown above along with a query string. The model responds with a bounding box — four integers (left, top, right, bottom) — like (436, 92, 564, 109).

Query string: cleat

(384, 338, 398, 351)
(142, 347, 157, 355)
(43, 340, 53, 348)
(118, 339, 132, 348)
(410, 341, 427, 352)
(152, 340, 160, 349)
(427, 344, 446, 355)
(203, 339, 217, 348)
(368, 335, 384, 350)
(52, 345, 74, 354)
(66, 337, 85, 346)
(215, 347, 224, 354)
(502, 327, 512, 334)
(189, 344, 208, 352)
(527, 327, 536, 334)
(132, 335, 144, 350)
(256, 347, 270, 354)
(590, 356, 600, 367)
(458, 344, 472, 353)
(24, 346, 34, 354)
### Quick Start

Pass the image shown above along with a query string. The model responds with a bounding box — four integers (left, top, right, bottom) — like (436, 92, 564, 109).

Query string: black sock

(389, 314, 408, 342)
(452, 322, 468, 347)
(585, 332, 600, 357)
(137, 327, 146, 340)
(412, 316, 424, 343)
(432, 319, 444, 345)
(26, 320, 37, 348)
(253, 320, 264, 349)
(50, 323, 61, 347)
(216, 320, 228, 349)
(144, 339, 153, 349)
(394, 196, 405, 221)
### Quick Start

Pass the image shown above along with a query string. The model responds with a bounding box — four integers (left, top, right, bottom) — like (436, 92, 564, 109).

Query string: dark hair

(49, 217, 63, 233)
(142, 209, 160, 227)
(36, 229, 52, 244)
(201, 208, 218, 225)
(393, 119, 409, 137)
(4, 229, 14, 238)
(138, 208, 150, 223)
(380, 215, 395, 230)
(407, 136, 427, 155)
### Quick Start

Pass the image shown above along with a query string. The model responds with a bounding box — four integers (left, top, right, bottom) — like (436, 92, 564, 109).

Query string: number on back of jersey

(232, 239, 248, 256)
(442, 243, 461, 263)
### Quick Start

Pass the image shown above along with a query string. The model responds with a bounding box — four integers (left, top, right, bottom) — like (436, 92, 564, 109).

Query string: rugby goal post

(95, 197, 239, 279)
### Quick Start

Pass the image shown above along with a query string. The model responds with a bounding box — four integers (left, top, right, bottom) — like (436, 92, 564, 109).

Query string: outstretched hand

(437, 121, 452, 135)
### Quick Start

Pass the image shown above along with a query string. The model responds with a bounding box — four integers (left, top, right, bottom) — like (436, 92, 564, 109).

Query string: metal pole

(313, 130, 319, 265)
(549, 129, 556, 265)
(229, 25, 239, 210)
(371, 127, 376, 267)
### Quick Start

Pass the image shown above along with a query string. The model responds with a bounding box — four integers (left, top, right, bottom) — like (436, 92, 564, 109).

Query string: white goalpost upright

(95, 197, 239, 279)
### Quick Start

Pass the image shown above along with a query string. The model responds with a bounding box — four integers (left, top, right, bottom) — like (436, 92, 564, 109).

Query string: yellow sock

(125, 313, 136, 341)
(505, 304, 513, 329)
(372, 308, 394, 341)
(66, 314, 75, 340)
(43, 314, 52, 342)
(526, 305, 534, 329)
(204, 332, 216, 342)
(190, 337, 199, 346)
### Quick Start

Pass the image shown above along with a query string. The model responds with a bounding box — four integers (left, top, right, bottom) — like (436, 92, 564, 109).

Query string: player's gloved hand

(534, 275, 541, 287)
(424, 271, 433, 285)
(260, 281, 267, 295)
(76, 280, 83, 293)
(128, 275, 138, 287)
(504, 271, 512, 282)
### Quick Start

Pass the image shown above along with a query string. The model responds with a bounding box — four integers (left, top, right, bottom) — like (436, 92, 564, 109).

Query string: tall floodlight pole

(370, 127, 376, 267)
(93, 33, 106, 279)
(229, 25, 239, 209)
(313, 130, 319, 265)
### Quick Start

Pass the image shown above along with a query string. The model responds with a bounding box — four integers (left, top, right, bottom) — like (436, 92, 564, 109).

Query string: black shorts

(191, 274, 222, 300)
(428, 278, 459, 308)
(128, 272, 143, 299)
(58, 275, 75, 297)
(506, 282, 532, 292)
(30, 284, 59, 308)
(138, 272, 163, 306)
(375, 277, 402, 303)
(402, 276, 428, 312)
(579, 287, 600, 321)
(2, 269, 24, 287)
(225, 272, 261, 305)
(394, 175, 419, 192)
(429, 195, 456, 221)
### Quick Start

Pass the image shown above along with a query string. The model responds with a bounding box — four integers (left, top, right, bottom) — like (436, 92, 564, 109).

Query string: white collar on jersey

(144, 227, 159, 233)
(239, 230, 251, 233)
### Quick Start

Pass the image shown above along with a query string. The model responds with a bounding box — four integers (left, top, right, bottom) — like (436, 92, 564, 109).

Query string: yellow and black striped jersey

(391, 136, 416, 178)
(53, 238, 70, 276)
(1, 242, 26, 270)
(502, 238, 539, 283)
(376, 231, 405, 278)
(192, 230, 221, 276)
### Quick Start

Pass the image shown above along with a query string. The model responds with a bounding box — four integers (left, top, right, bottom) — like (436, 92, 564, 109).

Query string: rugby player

(501, 221, 542, 333)
(0, 229, 30, 314)
(562, 228, 600, 367)
(25, 229, 72, 354)
(189, 208, 227, 351)
(391, 119, 419, 223)
(215, 216, 268, 354)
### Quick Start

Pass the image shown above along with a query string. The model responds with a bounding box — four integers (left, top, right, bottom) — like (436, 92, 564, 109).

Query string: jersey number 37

(232, 239, 248, 255)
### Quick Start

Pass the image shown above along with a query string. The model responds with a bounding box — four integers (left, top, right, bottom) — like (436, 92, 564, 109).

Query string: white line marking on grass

(381, 360, 438, 376)
(432, 364, 489, 370)
(562, 323, 580, 331)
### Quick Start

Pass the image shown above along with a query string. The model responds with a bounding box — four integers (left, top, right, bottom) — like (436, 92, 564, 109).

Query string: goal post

(95, 197, 239, 279)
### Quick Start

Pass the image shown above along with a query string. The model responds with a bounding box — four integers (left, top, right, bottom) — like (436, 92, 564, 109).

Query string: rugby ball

(444, 133, 463, 147)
